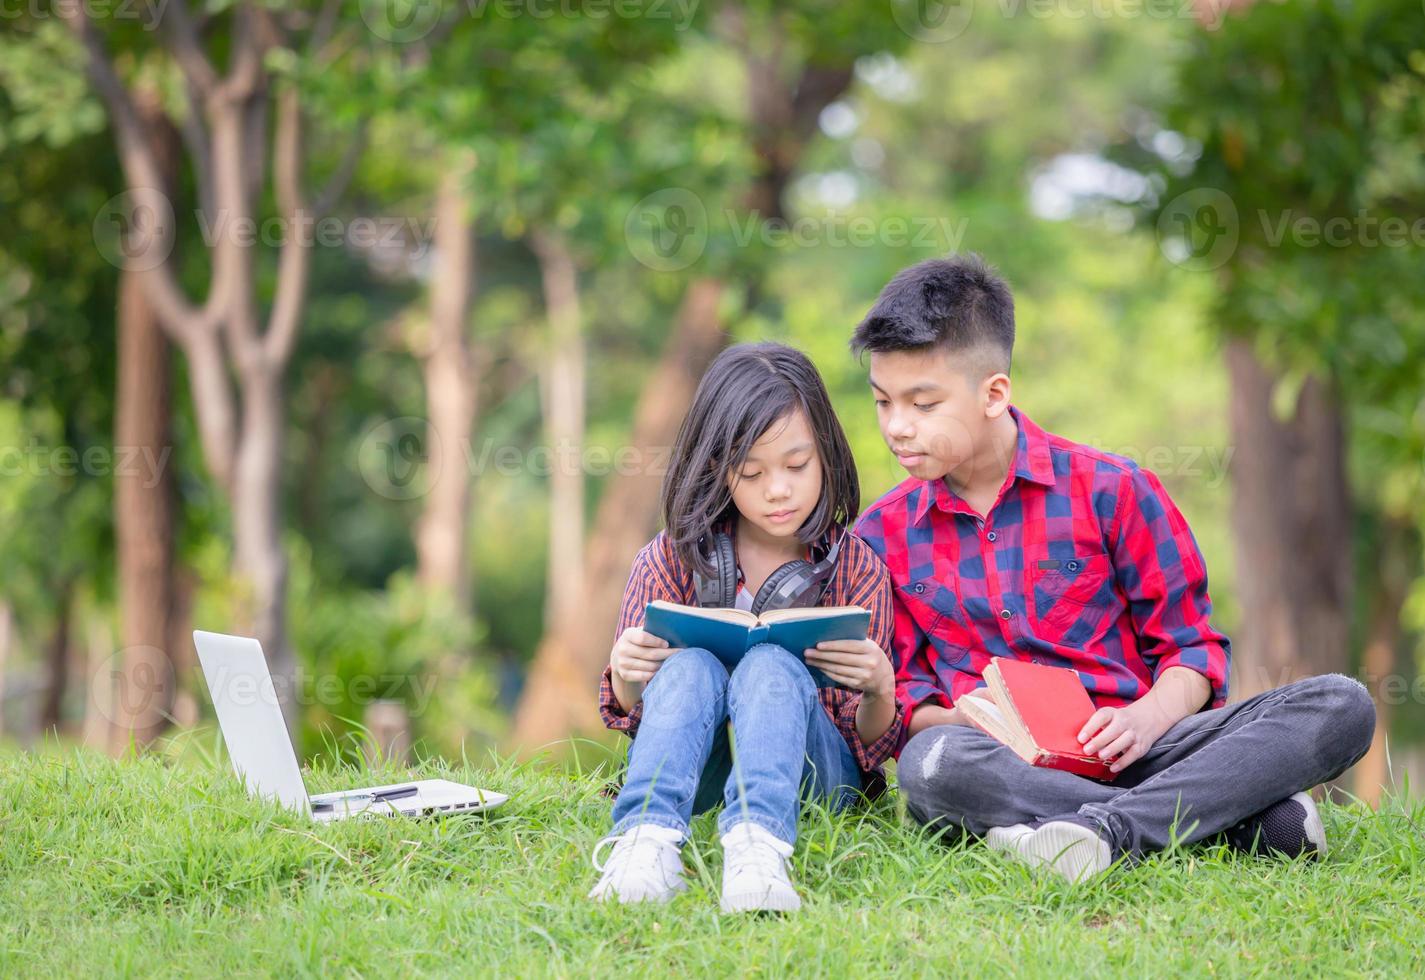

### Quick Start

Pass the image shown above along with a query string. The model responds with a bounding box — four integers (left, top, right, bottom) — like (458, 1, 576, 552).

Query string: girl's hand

(804, 639, 895, 699)
(610, 627, 676, 684)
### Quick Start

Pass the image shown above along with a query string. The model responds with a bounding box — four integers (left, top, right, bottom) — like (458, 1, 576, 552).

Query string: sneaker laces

(591, 827, 681, 875)
(722, 824, 792, 880)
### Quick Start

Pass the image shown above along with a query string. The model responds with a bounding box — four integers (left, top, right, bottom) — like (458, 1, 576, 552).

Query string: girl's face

(725, 409, 824, 544)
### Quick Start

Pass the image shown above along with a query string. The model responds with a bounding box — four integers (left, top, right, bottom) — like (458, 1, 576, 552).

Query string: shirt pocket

(898, 578, 968, 638)
(1027, 552, 1115, 638)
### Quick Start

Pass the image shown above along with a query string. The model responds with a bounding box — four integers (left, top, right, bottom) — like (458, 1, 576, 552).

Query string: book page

(957, 688, 1039, 765)
(646, 600, 759, 627)
(757, 605, 867, 625)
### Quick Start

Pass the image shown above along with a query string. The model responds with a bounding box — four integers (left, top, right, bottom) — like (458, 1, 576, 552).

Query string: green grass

(2, 738, 1422, 977)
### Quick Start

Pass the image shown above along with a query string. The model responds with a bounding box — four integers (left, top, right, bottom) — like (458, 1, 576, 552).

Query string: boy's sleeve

(1111, 465, 1231, 709)
(600, 534, 686, 737)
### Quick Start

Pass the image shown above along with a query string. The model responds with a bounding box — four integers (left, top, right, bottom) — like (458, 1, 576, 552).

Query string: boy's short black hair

(850, 253, 1015, 374)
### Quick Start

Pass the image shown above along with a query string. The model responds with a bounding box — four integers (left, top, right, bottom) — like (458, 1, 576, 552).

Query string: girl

(591, 342, 902, 913)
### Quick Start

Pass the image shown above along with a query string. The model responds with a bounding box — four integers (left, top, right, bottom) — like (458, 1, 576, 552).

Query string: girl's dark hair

(662, 342, 860, 577)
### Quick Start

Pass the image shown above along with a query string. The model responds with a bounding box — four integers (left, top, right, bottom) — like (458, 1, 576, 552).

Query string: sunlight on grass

(1, 746, 1421, 975)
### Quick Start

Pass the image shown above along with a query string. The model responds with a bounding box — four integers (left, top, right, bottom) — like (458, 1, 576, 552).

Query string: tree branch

(264, 86, 311, 368)
(59, 1, 220, 343)
(178, 76, 215, 216)
(161, 0, 219, 96)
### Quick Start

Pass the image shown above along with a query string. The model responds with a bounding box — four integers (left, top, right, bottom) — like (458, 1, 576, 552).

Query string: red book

(956, 657, 1117, 781)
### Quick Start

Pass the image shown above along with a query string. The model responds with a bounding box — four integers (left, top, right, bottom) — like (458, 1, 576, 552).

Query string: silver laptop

(193, 630, 508, 822)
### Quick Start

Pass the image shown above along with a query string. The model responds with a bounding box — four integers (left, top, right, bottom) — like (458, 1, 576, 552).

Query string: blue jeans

(897, 673, 1377, 858)
(610, 643, 862, 845)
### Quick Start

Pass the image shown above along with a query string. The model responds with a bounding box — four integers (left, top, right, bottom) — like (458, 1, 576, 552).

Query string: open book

(956, 657, 1118, 781)
(642, 600, 870, 688)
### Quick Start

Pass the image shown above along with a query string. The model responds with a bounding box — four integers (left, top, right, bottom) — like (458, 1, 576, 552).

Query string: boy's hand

(1077, 698, 1173, 774)
(610, 627, 676, 684)
(804, 639, 894, 699)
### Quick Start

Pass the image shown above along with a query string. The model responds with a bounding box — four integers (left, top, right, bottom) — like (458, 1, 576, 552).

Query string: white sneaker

(984, 823, 1036, 855)
(588, 825, 688, 904)
(719, 822, 801, 913)
(990, 818, 1112, 884)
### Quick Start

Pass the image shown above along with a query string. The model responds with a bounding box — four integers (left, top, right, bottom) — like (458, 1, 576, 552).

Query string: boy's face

(867, 348, 1008, 482)
(725, 409, 824, 542)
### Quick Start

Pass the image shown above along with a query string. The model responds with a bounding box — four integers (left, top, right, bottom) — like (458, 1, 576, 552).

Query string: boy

(850, 255, 1376, 883)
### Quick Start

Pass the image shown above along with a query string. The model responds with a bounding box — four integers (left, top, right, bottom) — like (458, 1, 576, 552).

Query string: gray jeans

(897, 673, 1377, 858)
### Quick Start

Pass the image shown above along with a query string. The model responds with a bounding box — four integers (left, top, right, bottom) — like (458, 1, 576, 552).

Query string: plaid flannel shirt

(854, 406, 1231, 756)
(599, 526, 904, 786)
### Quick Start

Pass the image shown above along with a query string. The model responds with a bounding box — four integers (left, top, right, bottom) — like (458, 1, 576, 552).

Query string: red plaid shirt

(599, 526, 904, 784)
(854, 407, 1231, 755)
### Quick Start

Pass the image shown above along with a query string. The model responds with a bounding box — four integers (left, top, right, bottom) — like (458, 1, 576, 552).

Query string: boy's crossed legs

(897, 673, 1376, 881)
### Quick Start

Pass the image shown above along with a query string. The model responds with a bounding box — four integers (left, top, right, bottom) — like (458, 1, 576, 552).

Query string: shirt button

(986, 531, 998, 542)
(999, 608, 1012, 621)
(1066, 560, 1080, 572)
(914, 583, 925, 594)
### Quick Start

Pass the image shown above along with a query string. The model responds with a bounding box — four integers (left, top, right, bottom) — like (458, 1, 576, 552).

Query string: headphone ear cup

(711, 531, 738, 608)
(750, 560, 813, 615)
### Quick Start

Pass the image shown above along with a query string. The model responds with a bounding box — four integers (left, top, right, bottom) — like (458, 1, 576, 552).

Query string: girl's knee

(645, 647, 728, 702)
(729, 643, 814, 702)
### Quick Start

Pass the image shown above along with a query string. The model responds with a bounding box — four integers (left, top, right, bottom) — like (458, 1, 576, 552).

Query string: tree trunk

(531, 228, 586, 640)
(414, 160, 479, 614)
(231, 366, 294, 719)
(111, 90, 179, 747)
(510, 278, 725, 748)
(40, 581, 75, 734)
(509, 27, 856, 749)
(1224, 337, 1352, 699)
(1354, 521, 1414, 807)
(0, 601, 12, 735)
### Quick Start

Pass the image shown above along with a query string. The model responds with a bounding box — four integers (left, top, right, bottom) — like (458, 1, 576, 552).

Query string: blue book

(642, 600, 871, 688)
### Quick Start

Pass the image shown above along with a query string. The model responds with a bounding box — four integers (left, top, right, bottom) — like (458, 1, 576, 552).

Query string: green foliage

(1, 748, 1423, 973)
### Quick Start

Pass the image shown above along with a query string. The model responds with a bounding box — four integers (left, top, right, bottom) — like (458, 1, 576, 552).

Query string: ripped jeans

(896, 674, 1377, 858)
(610, 644, 862, 846)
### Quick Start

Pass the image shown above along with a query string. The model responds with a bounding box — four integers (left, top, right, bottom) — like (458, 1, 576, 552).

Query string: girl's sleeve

(600, 534, 686, 737)
(834, 541, 906, 770)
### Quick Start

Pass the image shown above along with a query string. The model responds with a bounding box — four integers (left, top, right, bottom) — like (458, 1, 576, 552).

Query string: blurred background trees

(0, 0, 1420, 799)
